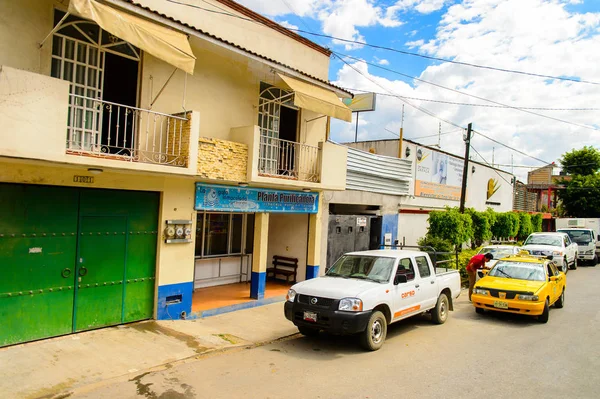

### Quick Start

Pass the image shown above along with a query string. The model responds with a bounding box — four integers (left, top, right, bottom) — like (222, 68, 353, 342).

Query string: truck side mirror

(394, 274, 408, 285)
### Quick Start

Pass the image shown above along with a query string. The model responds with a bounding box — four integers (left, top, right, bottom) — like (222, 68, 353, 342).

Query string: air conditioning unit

(567, 219, 585, 227)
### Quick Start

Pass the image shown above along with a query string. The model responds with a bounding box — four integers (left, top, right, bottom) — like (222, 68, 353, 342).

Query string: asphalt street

(71, 266, 600, 399)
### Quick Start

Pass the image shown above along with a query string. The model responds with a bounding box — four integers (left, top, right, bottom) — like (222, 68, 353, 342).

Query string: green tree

(466, 208, 492, 248)
(427, 207, 474, 247)
(560, 146, 600, 176)
(557, 174, 600, 217)
(491, 212, 513, 240)
(508, 212, 520, 238)
(517, 212, 533, 240)
(531, 213, 543, 232)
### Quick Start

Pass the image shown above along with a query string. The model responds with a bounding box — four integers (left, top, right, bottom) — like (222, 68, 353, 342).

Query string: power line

(470, 145, 514, 185)
(335, 52, 600, 132)
(343, 88, 600, 111)
(166, 0, 600, 86)
(472, 130, 552, 165)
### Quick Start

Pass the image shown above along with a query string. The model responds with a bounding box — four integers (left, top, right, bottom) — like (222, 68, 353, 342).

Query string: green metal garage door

(0, 184, 159, 346)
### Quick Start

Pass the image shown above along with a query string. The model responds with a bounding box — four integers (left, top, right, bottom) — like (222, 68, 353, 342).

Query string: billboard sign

(415, 147, 464, 201)
(342, 93, 377, 112)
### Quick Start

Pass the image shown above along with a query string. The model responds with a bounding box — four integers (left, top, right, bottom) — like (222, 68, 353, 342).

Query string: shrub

(531, 213, 543, 232)
(427, 207, 474, 247)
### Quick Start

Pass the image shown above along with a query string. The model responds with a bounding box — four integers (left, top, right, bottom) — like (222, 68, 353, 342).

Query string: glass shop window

(196, 213, 246, 257)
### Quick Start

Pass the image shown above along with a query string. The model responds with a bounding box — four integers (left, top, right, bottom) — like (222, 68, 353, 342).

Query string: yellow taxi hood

(476, 276, 545, 293)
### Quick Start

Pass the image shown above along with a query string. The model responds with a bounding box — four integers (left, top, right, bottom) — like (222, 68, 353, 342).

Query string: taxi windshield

(524, 235, 562, 247)
(327, 255, 395, 283)
(478, 247, 515, 259)
(488, 261, 546, 281)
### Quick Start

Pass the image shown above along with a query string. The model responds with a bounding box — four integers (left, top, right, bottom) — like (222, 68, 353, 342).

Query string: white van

(557, 228, 597, 266)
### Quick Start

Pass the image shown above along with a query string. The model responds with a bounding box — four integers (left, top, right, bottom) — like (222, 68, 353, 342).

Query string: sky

(234, 0, 600, 181)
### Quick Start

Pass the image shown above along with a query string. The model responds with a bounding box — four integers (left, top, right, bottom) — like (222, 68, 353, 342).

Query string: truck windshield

(478, 247, 515, 259)
(558, 230, 592, 245)
(327, 255, 395, 283)
(488, 261, 546, 281)
(524, 235, 562, 247)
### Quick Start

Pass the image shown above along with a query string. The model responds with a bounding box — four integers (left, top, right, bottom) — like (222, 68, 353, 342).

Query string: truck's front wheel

(359, 311, 387, 351)
(298, 326, 320, 336)
(431, 293, 449, 324)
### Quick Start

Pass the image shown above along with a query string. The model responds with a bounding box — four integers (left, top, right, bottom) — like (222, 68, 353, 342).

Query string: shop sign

(195, 183, 319, 214)
(356, 217, 367, 227)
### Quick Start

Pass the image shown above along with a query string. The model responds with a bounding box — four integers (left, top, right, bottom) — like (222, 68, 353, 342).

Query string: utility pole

(397, 104, 405, 158)
(459, 123, 472, 213)
(354, 112, 360, 143)
(437, 122, 441, 148)
(492, 147, 495, 167)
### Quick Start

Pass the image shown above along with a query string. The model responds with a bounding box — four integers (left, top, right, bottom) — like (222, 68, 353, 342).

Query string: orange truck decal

(401, 290, 416, 299)
(394, 305, 421, 318)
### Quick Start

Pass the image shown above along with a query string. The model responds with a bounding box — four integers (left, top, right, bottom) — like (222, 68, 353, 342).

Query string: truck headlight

(552, 251, 564, 256)
(286, 289, 296, 302)
(517, 294, 539, 301)
(474, 288, 488, 295)
(586, 250, 594, 255)
(339, 298, 363, 311)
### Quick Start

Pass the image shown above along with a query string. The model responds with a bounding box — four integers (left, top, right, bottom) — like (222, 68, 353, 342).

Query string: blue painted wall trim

(157, 281, 193, 320)
(190, 295, 286, 319)
(381, 214, 399, 246)
(306, 265, 319, 280)
(250, 271, 266, 300)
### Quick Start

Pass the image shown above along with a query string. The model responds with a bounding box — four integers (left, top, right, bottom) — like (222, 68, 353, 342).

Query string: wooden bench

(267, 255, 298, 283)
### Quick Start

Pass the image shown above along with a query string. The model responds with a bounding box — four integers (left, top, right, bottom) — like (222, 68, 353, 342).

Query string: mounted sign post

(343, 93, 377, 143)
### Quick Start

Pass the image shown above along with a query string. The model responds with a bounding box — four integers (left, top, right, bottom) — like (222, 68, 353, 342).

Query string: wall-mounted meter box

(164, 220, 193, 243)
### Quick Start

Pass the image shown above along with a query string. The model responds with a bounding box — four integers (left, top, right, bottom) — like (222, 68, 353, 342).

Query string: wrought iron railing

(66, 94, 189, 167)
(258, 135, 321, 182)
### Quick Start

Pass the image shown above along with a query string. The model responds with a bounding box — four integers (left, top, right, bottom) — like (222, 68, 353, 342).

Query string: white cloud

(378, 58, 390, 65)
(277, 20, 299, 30)
(330, 0, 600, 181)
(236, 0, 404, 50)
(392, 0, 451, 14)
(405, 39, 425, 48)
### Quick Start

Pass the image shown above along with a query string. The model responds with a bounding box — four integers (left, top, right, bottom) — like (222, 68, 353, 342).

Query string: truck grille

(297, 294, 335, 309)
(479, 287, 534, 300)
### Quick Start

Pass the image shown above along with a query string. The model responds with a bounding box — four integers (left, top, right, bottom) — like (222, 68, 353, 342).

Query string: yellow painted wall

(136, 0, 330, 80)
(0, 158, 197, 287)
(267, 213, 309, 282)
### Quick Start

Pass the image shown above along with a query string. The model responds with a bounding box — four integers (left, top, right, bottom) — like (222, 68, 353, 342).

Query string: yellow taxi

(472, 252, 566, 323)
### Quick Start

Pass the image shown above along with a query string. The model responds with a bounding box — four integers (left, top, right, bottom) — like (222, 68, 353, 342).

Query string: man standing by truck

(466, 253, 493, 301)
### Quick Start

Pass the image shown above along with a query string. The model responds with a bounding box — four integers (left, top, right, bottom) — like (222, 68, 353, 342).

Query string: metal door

(74, 215, 127, 331)
(0, 184, 79, 346)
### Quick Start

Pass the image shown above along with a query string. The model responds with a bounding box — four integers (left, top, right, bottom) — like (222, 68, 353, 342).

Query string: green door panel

(74, 216, 127, 332)
(0, 184, 78, 346)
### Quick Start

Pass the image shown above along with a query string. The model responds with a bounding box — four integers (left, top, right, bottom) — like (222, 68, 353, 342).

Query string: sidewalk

(0, 300, 296, 399)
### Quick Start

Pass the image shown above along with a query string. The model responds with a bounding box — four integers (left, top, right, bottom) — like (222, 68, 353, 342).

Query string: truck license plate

(303, 311, 317, 322)
(493, 300, 509, 309)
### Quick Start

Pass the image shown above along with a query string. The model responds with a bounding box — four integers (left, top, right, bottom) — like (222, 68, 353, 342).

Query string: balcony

(197, 125, 346, 190)
(258, 135, 321, 183)
(0, 66, 199, 175)
(66, 94, 190, 167)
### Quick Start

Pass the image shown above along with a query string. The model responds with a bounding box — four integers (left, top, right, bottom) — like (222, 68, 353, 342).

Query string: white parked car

(475, 245, 522, 280)
(284, 250, 461, 351)
(522, 232, 578, 273)
(557, 228, 597, 266)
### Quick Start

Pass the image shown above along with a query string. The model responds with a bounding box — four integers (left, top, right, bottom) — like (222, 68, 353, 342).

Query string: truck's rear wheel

(571, 255, 578, 270)
(431, 293, 449, 324)
(359, 311, 387, 351)
(593, 255, 598, 267)
(563, 257, 568, 274)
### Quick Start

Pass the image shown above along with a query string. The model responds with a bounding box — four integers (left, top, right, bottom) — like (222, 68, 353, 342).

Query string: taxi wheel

(475, 307, 485, 315)
(555, 290, 565, 309)
(360, 311, 387, 351)
(431, 293, 449, 325)
(298, 326, 320, 337)
(538, 299, 550, 323)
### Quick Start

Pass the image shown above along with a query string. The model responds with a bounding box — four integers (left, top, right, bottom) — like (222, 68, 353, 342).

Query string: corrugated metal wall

(346, 147, 412, 195)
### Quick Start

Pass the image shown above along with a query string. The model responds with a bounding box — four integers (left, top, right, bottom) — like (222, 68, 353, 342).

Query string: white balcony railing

(258, 135, 321, 182)
(66, 94, 189, 167)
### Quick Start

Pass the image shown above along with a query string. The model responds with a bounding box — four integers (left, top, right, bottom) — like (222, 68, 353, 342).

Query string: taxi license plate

(493, 300, 509, 309)
(303, 311, 317, 322)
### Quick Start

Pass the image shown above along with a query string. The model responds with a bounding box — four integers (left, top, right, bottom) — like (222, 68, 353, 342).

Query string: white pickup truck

(284, 249, 461, 351)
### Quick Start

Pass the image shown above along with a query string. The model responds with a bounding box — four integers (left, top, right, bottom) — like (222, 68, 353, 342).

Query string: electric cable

(165, 0, 600, 86)
(470, 145, 514, 185)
